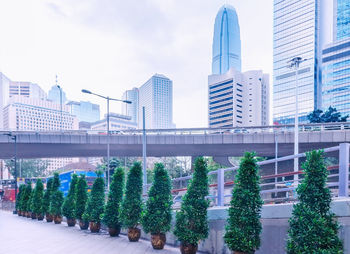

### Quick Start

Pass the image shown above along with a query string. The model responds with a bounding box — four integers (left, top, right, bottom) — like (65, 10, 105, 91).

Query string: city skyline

(0, 0, 273, 128)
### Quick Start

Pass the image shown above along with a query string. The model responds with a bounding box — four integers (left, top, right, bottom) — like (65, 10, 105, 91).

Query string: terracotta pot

(46, 213, 53, 223)
(37, 214, 44, 221)
(27, 212, 32, 218)
(54, 215, 62, 224)
(79, 220, 89, 230)
(108, 227, 121, 237)
(67, 218, 76, 227)
(89, 222, 101, 233)
(17, 211, 21, 216)
(151, 233, 166, 250)
(31, 213, 37, 219)
(180, 242, 198, 254)
(127, 228, 141, 242)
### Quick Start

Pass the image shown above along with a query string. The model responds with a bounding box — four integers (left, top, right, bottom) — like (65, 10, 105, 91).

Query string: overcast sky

(0, 0, 273, 128)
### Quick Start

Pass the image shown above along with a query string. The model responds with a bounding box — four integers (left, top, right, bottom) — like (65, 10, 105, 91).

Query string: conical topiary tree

(174, 157, 209, 253)
(83, 171, 105, 233)
(23, 183, 32, 217)
(31, 179, 44, 220)
(224, 152, 263, 253)
(287, 150, 343, 253)
(142, 163, 173, 249)
(16, 184, 25, 215)
(42, 178, 53, 222)
(62, 174, 78, 226)
(75, 174, 88, 229)
(103, 167, 125, 237)
(49, 173, 64, 224)
(120, 162, 143, 242)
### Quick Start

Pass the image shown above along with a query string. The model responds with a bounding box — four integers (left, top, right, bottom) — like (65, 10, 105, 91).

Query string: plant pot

(180, 242, 198, 254)
(79, 220, 89, 230)
(151, 233, 166, 250)
(27, 212, 32, 218)
(67, 218, 76, 227)
(37, 214, 44, 221)
(46, 213, 53, 223)
(31, 213, 37, 219)
(89, 222, 101, 233)
(127, 227, 141, 242)
(108, 226, 121, 237)
(17, 211, 21, 216)
(54, 215, 62, 224)
(233, 252, 248, 254)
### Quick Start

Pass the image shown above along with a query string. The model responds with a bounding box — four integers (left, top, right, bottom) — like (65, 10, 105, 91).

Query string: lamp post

(4, 133, 17, 214)
(288, 57, 306, 184)
(82, 89, 131, 190)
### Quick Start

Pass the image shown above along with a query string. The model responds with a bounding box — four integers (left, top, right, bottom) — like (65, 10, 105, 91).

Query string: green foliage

(62, 174, 78, 219)
(307, 106, 349, 123)
(287, 150, 343, 253)
(5, 159, 48, 178)
(75, 175, 88, 220)
(103, 168, 125, 228)
(120, 162, 143, 228)
(224, 152, 263, 253)
(49, 173, 63, 216)
(83, 171, 105, 223)
(21, 183, 32, 212)
(51, 172, 60, 192)
(42, 179, 52, 214)
(174, 157, 209, 245)
(142, 163, 172, 234)
(31, 179, 44, 215)
(16, 184, 25, 211)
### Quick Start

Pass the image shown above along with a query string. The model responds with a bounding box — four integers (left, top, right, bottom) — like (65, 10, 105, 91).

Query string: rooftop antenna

(55, 74, 58, 86)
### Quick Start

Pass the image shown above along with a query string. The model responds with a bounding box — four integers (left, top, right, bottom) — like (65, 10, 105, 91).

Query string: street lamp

(81, 89, 131, 190)
(287, 57, 307, 184)
(4, 133, 17, 214)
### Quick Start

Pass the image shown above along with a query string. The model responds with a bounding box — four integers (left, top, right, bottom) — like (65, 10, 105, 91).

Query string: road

(0, 211, 179, 254)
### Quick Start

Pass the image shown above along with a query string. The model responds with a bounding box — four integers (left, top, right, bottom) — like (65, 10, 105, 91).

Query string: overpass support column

(339, 143, 349, 197)
(217, 168, 225, 206)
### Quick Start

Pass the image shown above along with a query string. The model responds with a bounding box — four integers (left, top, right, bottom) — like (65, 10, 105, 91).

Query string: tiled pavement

(0, 211, 179, 254)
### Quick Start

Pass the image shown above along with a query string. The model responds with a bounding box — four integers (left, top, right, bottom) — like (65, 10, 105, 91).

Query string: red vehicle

(0, 180, 16, 202)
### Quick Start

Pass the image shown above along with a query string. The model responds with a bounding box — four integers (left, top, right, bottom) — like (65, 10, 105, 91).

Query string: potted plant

(103, 168, 125, 237)
(121, 162, 143, 242)
(142, 163, 172, 249)
(287, 150, 343, 253)
(174, 157, 209, 254)
(50, 173, 64, 224)
(31, 179, 44, 220)
(83, 171, 105, 233)
(62, 174, 78, 227)
(42, 179, 53, 222)
(16, 184, 25, 216)
(24, 183, 32, 218)
(75, 175, 89, 230)
(224, 152, 263, 254)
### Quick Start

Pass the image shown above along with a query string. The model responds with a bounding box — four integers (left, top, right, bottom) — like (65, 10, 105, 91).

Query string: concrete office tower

(212, 4, 241, 74)
(138, 74, 174, 129)
(0, 73, 10, 130)
(9, 81, 47, 100)
(208, 68, 269, 128)
(334, 0, 350, 40)
(66, 101, 100, 123)
(122, 88, 139, 124)
(273, 0, 331, 124)
(48, 85, 67, 104)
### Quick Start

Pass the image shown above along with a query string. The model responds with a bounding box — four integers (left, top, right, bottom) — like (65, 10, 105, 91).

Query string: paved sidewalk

(0, 211, 179, 254)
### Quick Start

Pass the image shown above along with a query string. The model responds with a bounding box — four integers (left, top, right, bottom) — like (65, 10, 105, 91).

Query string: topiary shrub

(103, 167, 125, 236)
(49, 173, 64, 224)
(224, 152, 263, 254)
(62, 174, 78, 226)
(75, 174, 88, 229)
(42, 179, 53, 220)
(287, 150, 343, 253)
(174, 157, 209, 253)
(142, 163, 172, 249)
(83, 171, 105, 232)
(120, 162, 143, 242)
(16, 184, 25, 215)
(22, 183, 32, 216)
(31, 179, 44, 219)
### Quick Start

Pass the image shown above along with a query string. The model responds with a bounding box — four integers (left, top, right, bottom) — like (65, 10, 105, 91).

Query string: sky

(0, 0, 273, 128)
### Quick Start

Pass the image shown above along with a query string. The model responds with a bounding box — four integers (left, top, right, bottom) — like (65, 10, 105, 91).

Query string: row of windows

(209, 113, 233, 121)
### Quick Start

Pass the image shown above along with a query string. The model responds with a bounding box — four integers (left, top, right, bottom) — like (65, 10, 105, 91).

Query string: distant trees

(5, 159, 48, 178)
(308, 106, 349, 123)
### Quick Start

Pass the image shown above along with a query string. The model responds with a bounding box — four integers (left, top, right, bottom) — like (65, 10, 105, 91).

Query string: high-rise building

(208, 68, 270, 128)
(66, 100, 100, 123)
(9, 81, 46, 100)
(48, 85, 67, 104)
(212, 4, 241, 74)
(122, 88, 139, 124)
(273, 0, 331, 124)
(334, 0, 350, 40)
(0, 73, 10, 130)
(138, 74, 174, 129)
(91, 113, 137, 131)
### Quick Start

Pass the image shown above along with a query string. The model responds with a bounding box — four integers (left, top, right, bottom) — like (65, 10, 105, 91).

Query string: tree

(103, 168, 125, 236)
(62, 174, 78, 223)
(174, 157, 209, 250)
(16, 184, 25, 213)
(308, 106, 349, 123)
(42, 179, 53, 215)
(75, 175, 88, 221)
(142, 163, 172, 249)
(224, 152, 263, 253)
(31, 179, 44, 217)
(5, 159, 48, 178)
(22, 183, 32, 213)
(287, 150, 343, 253)
(49, 173, 63, 217)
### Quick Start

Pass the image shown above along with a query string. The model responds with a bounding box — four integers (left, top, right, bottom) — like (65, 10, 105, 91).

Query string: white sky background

(0, 0, 273, 128)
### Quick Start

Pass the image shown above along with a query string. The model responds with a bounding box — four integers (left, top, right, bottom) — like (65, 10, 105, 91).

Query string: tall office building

(91, 113, 137, 131)
(66, 100, 100, 123)
(138, 74, 174, 129)
(9, 81, 47, 100)
(48, 85, 67, 104)
(0, 73, 10, 130)
(122, 88, 139, 124)
(212, 4, 241, 74)
(273, 0, 331, 124)
(334, 0, 350, 40)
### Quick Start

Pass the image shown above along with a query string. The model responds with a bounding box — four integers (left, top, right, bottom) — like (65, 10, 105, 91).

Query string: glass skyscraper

(66, 101, 100, 123)
(212, 4, 241, 74)
(122, 88, 139, 124)
(335, 0, 350, 40)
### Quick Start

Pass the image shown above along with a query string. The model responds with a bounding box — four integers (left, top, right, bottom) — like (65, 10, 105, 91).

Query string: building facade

(66, 100, 100, 123)
(0, 73, 10, 130)
(138, 74, 174, 129)
(91, 113, 137, 131)
(208, 68, 269, 128)
(9, 81, 46, 100)
(47, 85, 67, 105)
(334, 0, 350, 40)
(212, 4, 241, 74)
(122, 88, 139, 124)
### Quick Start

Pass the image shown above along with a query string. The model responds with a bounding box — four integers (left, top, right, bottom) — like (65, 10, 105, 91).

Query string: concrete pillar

(339, 143, 349, 197)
